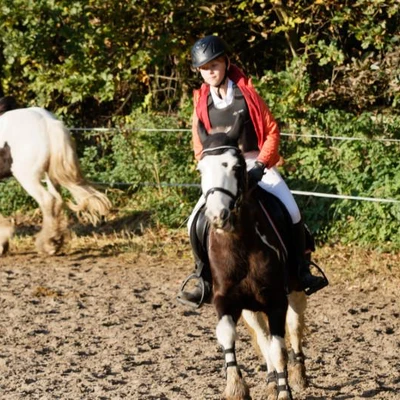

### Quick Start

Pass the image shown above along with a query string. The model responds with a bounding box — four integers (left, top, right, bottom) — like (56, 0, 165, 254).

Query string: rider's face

(199, 57, 226, 87)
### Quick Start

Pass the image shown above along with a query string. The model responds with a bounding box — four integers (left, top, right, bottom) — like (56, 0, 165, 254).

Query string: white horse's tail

(44, 113, 112, 225)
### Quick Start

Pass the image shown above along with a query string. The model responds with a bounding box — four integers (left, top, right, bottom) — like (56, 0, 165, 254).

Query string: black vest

(208, 84, 258, 152)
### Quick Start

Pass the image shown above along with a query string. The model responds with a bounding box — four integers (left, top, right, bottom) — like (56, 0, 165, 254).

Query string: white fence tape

(290, 190, 400, 204)
(98, 182, 400, 204)
(70, 127, 400, 143)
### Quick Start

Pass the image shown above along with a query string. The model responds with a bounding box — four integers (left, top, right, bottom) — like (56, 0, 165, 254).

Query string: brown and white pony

(196, 115, 308, 400)
(0, 105, 112, 255)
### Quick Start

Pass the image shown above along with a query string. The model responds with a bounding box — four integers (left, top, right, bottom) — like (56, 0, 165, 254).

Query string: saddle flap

(252, 187, 315, 253)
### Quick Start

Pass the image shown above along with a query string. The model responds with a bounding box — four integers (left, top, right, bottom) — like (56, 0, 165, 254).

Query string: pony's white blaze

(198, 150, 239, 226)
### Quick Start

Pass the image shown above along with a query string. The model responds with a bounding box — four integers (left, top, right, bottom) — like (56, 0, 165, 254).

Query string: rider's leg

(258, 166, 328, 295)
(292, 218, 328, 294)
(177, 197, 212, 307)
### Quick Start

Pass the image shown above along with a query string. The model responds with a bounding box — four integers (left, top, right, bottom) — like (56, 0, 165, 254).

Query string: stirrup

(177, 273, 206, 309)
(303, 260, 329, 296)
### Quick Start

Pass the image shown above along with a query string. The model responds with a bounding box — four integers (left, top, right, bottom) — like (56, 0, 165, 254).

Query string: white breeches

(187, 151, 301, 234)
(245, 151, 301, 224)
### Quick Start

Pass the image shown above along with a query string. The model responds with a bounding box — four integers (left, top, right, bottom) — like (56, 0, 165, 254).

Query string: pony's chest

(208, 230, 252, 269)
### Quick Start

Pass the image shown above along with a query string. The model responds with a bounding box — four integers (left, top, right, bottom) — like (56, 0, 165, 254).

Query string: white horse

(0, 107, 112, 255)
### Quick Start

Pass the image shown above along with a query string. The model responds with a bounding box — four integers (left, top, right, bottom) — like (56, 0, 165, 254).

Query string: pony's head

(197, 114, 247, 231)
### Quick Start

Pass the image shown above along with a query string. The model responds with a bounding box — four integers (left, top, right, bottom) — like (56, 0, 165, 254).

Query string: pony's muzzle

(206, 207, 232, 231)
(220, 208, 230, 222)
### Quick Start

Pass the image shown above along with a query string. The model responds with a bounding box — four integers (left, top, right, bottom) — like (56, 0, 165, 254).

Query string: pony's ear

(197, 119, 209, 144)
(227, 113, 244, 141)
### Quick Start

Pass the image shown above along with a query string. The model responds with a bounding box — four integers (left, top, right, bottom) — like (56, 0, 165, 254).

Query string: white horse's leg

(216, 315, 250, 400)
(242, 309, 291, 400)
(241, 310, 277, 399)
(44, 174, 63, 218)
(13, 171, 64, 255)
(44, 173, 68, 249)
(0, 215, 14, 255)
(287, 290, 307, 392)
(269, 335, 291, 400)
(242, 310, 291, 400)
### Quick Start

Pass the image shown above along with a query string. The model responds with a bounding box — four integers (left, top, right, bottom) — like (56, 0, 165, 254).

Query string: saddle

(252, 187, 315, 253)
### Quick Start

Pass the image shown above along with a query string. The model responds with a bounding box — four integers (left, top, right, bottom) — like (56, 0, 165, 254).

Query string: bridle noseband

(204, 186, 237, 204)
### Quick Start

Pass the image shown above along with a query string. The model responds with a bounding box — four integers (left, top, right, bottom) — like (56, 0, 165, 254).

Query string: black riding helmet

(191, 35, 228, 68)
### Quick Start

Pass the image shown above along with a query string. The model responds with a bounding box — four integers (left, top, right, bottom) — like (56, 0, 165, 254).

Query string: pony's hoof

(35, 233, 66, 256)
(35, 238, 57, 256)
(266, 382, 277, 400)
(0, 241, 10, 255)
(0, 222, 14, 255)
(277, 392, 292, 400)
(223, 368, 250, 400)
(289, 363, 307, 392)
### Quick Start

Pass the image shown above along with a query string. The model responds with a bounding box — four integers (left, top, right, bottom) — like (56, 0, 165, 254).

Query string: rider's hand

(248, 161, 265, 188)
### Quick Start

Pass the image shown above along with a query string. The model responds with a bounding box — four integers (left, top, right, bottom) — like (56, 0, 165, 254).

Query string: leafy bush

(0, 179, 36, 215)
(281, 136, 400, 250)
(254, 60, 399, 250)
(77, 109, 200, 227)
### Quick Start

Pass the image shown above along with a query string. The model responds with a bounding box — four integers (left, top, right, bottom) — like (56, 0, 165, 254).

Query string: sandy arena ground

(0, 223, 398, 400)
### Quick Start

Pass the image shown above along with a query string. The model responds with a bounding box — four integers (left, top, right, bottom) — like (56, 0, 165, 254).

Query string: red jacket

(192, 64, 281, 169)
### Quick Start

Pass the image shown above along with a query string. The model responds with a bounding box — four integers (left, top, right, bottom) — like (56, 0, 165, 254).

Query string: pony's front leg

(268, 304, 292, 400)
(268, 334, 292, 400)
(242, 307, 292, 400)
(17, 173, 66, 255)
(241, 310, 278, 400)
(287, 290, 308, 392)
(216, 314, 250, 400)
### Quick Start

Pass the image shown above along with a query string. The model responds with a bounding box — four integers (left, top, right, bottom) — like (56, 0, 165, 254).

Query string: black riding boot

(177, 208, 212, 308)
(293, 221, 328, 295)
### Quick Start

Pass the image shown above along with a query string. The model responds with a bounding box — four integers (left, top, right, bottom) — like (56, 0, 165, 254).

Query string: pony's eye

(222, 162, 228, 168)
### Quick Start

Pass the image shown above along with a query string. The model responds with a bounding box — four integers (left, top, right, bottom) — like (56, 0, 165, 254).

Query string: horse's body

(197, 116, 307, 399)
(0, 107, 112, 255)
